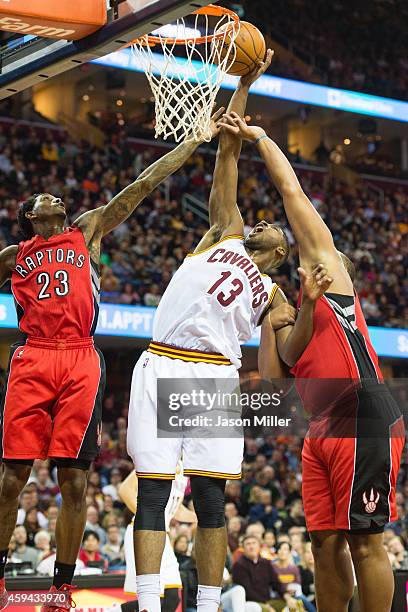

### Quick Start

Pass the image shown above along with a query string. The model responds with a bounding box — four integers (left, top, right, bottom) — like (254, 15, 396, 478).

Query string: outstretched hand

(198, 106, 226, 141)
(218, 112, 265, 142)
(299, 263, 333, 302)
(241, 49, 274, 88)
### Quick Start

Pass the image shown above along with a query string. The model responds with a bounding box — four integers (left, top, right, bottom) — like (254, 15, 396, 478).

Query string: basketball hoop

(127, 5, 240, 143)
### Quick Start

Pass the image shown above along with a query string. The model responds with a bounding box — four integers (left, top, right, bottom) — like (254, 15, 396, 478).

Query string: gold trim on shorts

(184, 469, 242, 480)
(136, 471, 175, 480)
(147, 341, 232, 366)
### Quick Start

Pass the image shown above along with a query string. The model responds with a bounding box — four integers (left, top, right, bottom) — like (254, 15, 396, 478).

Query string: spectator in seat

(387, 536, 408, 570)
(79, 530, 108, 571)
(299, 543, 316, 609)
(102, 468, 122, 501)
(11, 525, 38, 569)
(33, 466, 59, 504)
(16, 489, 48, 528)
(34, 530, 52, 563)
(23, 507, 41, 547)
(280, 500, 306, 533)
(248, 489, 279, 530)
(232, 535, 299, 611)
(85, 504, 107, 545)
(261, 530, 277, 560)
(273, 542, 315, 612)
(102, 525, 125, 568)
(227, 516, 245, 553)
(144, 283, 162, 306)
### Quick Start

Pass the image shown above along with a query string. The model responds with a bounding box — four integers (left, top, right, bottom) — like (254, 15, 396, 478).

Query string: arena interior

(0, 0, 407, 610)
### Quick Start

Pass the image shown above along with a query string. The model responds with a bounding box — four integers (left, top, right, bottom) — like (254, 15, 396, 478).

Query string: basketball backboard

(0, 0, 214, 99)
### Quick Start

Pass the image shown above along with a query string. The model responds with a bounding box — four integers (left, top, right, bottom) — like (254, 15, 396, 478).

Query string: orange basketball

(215, 21, 266, 76)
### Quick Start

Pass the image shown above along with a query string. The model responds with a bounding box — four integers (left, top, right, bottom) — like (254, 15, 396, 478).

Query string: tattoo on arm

(77, 137, 201, 259)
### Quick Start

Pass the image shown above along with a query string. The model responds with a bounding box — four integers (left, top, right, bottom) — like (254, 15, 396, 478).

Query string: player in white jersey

(126, 52, 298, 612)
(108, 464, 195, 612)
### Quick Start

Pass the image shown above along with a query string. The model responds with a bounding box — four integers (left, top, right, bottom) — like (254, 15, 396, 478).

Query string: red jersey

(291, 291, 382, 380)
(291, 291, 384, 414)
(11, 226, 99, 339)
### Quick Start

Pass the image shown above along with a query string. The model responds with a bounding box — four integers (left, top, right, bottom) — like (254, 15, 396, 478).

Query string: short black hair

(276, 541, 291, 552)
(277, 227, 290, 266)
(83, 529, 100, 543)
(17, 194, 41, 240)
(268, 225, 290, 269)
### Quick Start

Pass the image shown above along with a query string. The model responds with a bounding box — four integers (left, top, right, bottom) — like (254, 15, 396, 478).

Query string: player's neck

(245, 247, 269, 274)
(33, 222, 66, 240)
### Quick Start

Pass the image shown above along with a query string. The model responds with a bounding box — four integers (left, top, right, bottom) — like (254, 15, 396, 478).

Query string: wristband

(254, 134, 268, 145)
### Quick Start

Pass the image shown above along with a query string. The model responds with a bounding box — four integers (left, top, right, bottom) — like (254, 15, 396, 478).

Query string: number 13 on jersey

(208, 271, 244, 307)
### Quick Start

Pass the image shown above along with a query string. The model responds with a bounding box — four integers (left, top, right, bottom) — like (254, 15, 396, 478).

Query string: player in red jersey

(0, 111, 223, 612)
(221, 113, 405, 612)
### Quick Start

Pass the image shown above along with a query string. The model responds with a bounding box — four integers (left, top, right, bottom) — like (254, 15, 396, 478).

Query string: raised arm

(195, 51, 273, 252)
(219, 114, 353, 294)
(0, 245, 18, 287)
(276, 265, 333, 367)
(76, 108, 224, 262)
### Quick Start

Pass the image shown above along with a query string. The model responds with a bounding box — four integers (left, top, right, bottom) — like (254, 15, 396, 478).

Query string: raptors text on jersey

(11, 226, 100, 339)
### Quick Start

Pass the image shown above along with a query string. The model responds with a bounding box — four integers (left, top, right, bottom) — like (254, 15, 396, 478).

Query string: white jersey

(124, 464, 187, 595)
(153, 236, 278, 367)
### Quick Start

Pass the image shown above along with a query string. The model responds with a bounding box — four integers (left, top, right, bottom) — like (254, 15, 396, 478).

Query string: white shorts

(124, 522, 182, 595)
(127, 350, 243, 480)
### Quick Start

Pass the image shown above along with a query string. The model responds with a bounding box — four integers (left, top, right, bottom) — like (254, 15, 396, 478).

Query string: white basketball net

(130, 11, 240, 142)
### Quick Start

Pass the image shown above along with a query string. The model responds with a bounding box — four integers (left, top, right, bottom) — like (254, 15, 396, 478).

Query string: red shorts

(302, 386, 405, 533)
(1, 337, 106, 461)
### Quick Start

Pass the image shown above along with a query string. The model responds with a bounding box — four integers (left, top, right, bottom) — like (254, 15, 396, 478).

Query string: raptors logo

(363, 488, 380, 513)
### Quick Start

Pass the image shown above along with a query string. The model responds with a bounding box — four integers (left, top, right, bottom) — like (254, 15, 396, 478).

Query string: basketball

(215, 21, 267, 76)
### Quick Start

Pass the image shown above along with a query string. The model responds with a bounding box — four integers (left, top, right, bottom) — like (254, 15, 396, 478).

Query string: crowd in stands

(231, 0, 408, 101)
(5, 417, 408, 610)
(0, 110, 407, 608)
(0, 116, 406, 328)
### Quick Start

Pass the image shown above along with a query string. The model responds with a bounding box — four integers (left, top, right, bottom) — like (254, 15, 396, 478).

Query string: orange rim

(129, 4, 239, 47)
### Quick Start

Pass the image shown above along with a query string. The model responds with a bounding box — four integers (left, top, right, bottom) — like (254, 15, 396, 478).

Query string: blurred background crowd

(5, 428, 408, 610)
(0, 0, 407, 606)
(0, 116, 406, 329)
(227, 0, 408, 101)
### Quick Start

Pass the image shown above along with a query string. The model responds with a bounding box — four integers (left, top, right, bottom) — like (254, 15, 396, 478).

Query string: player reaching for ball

(126, 51, 334, 612)
(220, 112, 405, 612)
(0, 110, 223, 612)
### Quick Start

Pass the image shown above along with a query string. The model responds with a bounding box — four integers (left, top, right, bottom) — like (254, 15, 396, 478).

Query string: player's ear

(276, 246, 285, 258)
(25, 211, 36, 221)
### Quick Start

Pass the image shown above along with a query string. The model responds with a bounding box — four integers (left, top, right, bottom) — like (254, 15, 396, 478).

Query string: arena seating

(233, 0, 408, 101)
(0, 116, 406, 328)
